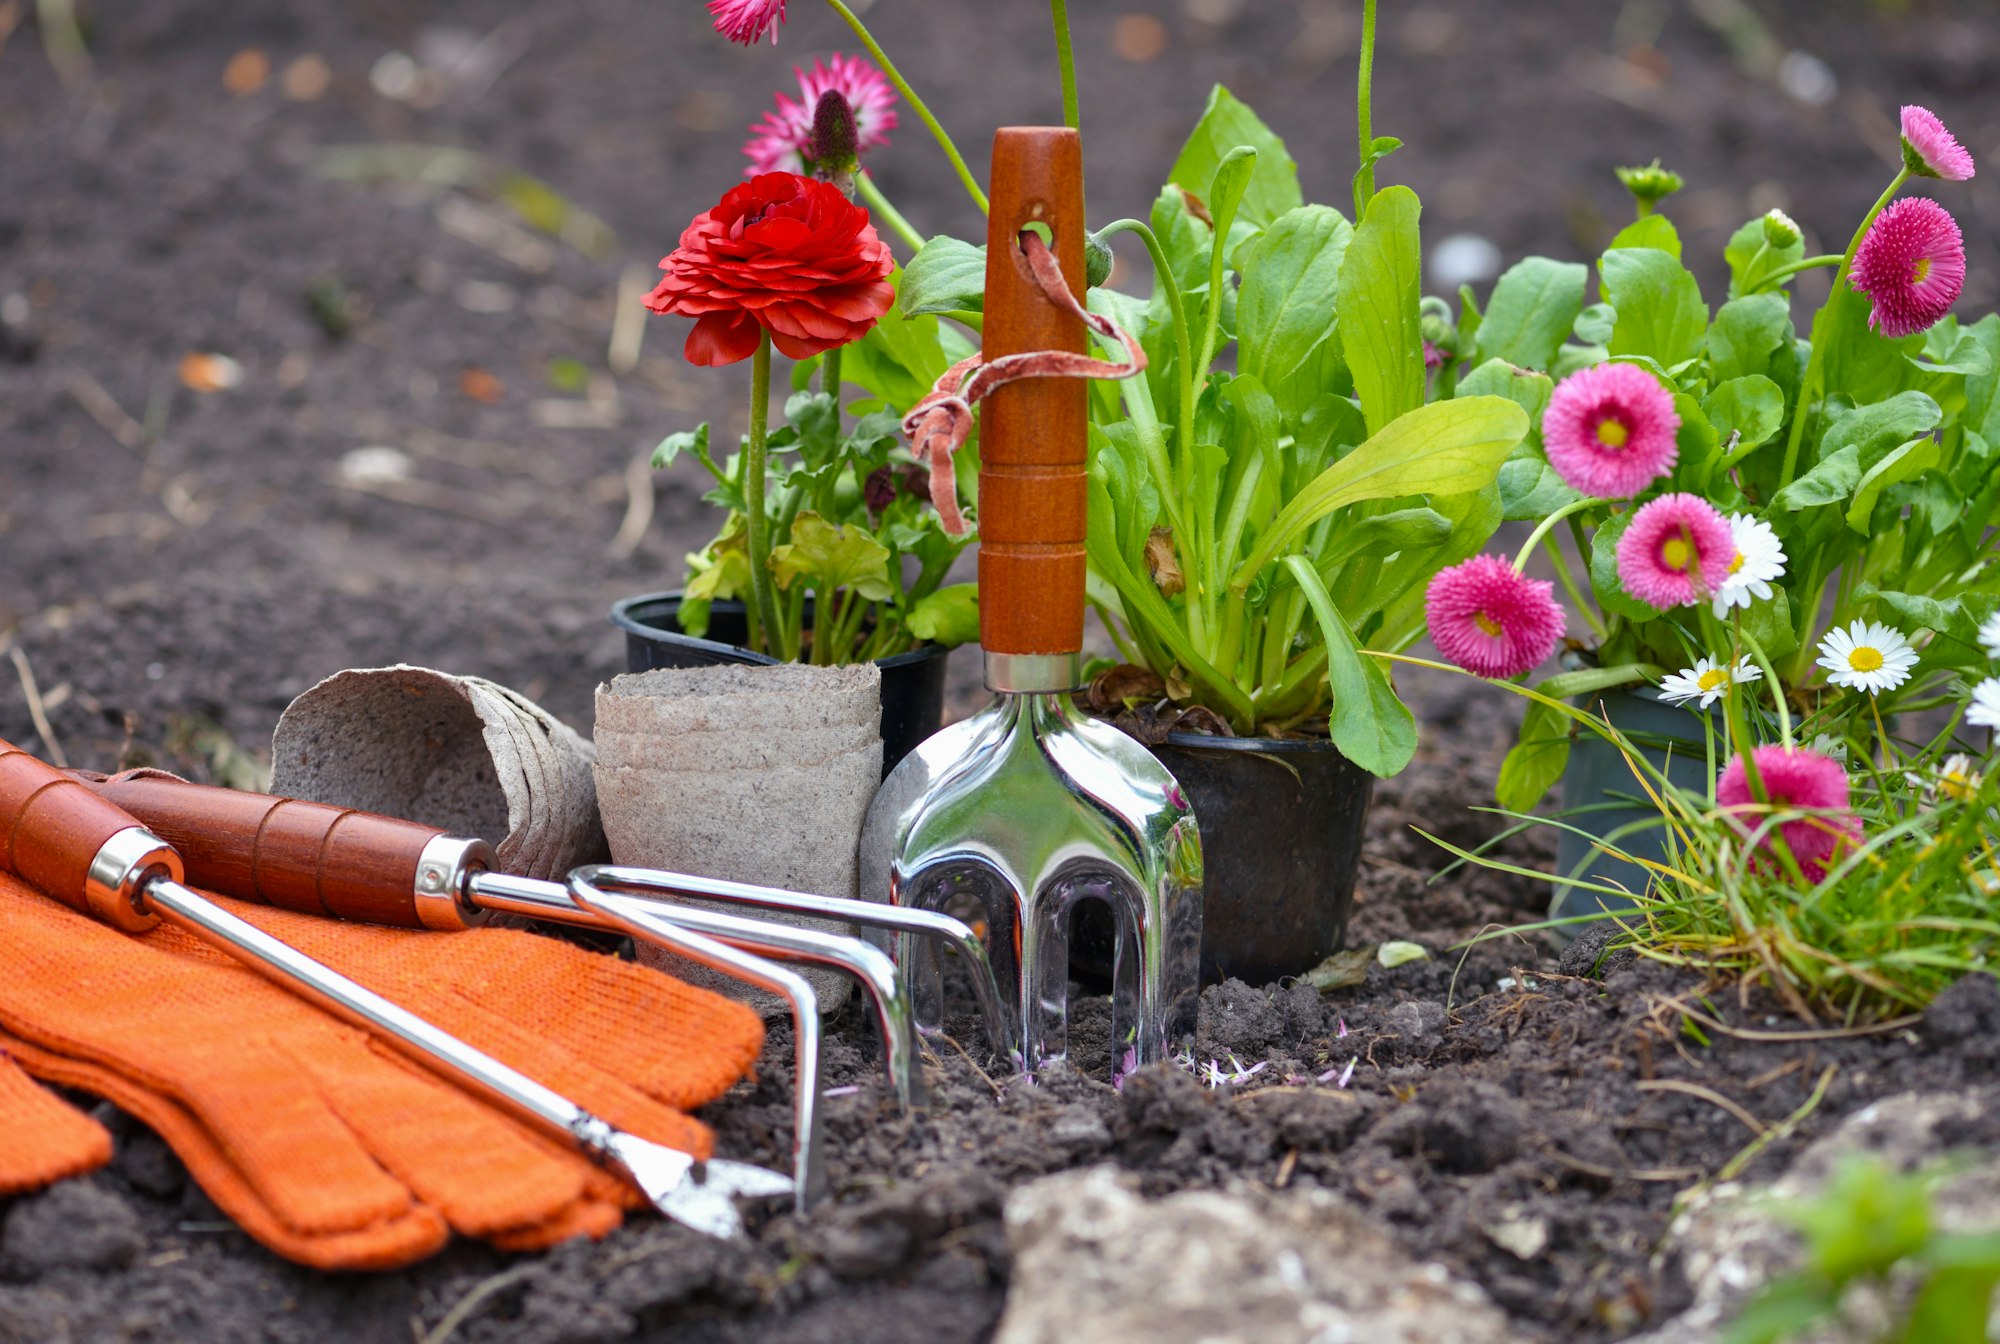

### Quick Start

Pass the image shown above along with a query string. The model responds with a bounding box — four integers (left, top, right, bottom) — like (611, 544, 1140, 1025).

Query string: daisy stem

(823, 0, 989, 215)
(1776, 168, 1911, 493)
(1747, 254, 1843, 292)
(856, 172, 926, 254)
(1738, 625, 1792, 748)
(744, 331, 785, 658)
(1049, 0, 1080, 131)
(1353, 0, 1378, 219)
(1544, 530, 1605, 642)
(1513, 496, 1606, 572)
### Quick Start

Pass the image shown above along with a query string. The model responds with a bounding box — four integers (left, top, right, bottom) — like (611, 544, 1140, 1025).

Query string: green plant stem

(743, 332, 784, 657)
(823, 0, 989, 215)
(1776, 168, 1910, 494)
(1513, 495, 1606, 570)
(1352, 0, 1377, 219)
(856, 172, 927, 253)
(1049, 0, 1079, 131)
(1747, 253, 1843, 292)
(1546, 532, 1606, 642)
(823, 346, 843, 404)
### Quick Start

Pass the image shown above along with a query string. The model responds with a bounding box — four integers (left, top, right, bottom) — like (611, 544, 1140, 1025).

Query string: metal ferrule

(85, 826, 182, 933)
(412, 834, 493, 931)
(983, 651, 1083, 695)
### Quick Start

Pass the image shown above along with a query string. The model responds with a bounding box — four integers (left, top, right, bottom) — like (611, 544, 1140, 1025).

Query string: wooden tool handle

(0, 741, 162, 921)
(72, 770, 449, 929)
(979, 126, 1088, 657)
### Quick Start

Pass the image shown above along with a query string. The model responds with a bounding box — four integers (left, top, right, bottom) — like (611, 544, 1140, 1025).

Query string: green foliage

(1168, 86, 1301, 229)
(1338, 187, 1425, 436)
(1474, 259, 1588, 372)
(1724, 1158, 2000, 1344)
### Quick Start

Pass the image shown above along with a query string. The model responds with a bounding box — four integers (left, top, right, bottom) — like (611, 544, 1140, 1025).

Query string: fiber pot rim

(609, 590, 946, 672)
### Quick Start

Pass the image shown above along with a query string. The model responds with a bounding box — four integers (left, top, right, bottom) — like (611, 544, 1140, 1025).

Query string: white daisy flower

(1710, 514, 1787, 618)
(1815, 620, 1918, 696)
(1658, 656, 1762, 709)
(1980, 612, 2000, 660)
(1907, 752, 1981, 806)
(1969, 676, 2000, 729)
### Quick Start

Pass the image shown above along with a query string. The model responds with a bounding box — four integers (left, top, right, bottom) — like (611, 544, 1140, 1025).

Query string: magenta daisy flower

(1716, 746, 1860, 881)
(1615, 493, 1733, 609)
(709, 0, 786, 45)
(1900, 105, 1975, 182)
(1850, 197, 1966, 339)
(744, 55, 899, 176)
(1543, 362, 1681, 498)
(1424, 554, 1566, 680)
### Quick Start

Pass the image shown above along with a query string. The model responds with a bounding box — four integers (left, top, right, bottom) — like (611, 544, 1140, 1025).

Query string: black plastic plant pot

(609, 591, 949, 777)
(1550, 686, 1710, 927)
(1072, 729, 1376, 987)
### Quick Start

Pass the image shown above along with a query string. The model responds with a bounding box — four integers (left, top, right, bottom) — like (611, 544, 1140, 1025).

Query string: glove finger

(283, 1031, 613, 1241)
(0, 1051, 112, 1194)
(237, 900, 764, 1112)
(0, 887, 416, 1237)
(0, 1034, 449, 1271)
(487, 1194, 623, 1252)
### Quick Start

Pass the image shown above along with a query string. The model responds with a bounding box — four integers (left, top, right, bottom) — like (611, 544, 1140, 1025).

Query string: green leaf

(1847, 436, 1940, 532)
(1708, 294, 1792, 384)
(898, 236, 986, 318)
(1600, 247, 1708, 366)
(1719, 1276, 1835, 1344)
(1376, 940, 1429, 967)
(1703, 376, 1785, 452)
(1574, 303, 1616, 346)
(768, 512, 894, 600)
(1498, 698, 1571, 812)
(1338, 186, 1425, 436)
(1741, 589, 1797, 663)
(1236, 205, 1354, 426)
(1911, 314, 1993, 376)
(907, 584, 979, 645)
(1898, 1265, 2000, 1344)
(1499, 457, 1583, 522)
(1724, 216, 1803, 300)
(1607, 213, 1682, 259)
(1959, 314, 2000, 441)
(1458, 358, 1553, 426)
(653, 422, 709, 471)
(1821, 392, 1944, 478)
(1233, 396, 1529, 587)
(1284, 556, 1417, 777)
(1168, 86, 1302, 229)
(1589, 511, 1664, 622)
(1316, 507, 1454, 570)
(1815, 282, 1922, 407)
(1475, 259, 1589, 372)
(1773, 446, 1862, 511)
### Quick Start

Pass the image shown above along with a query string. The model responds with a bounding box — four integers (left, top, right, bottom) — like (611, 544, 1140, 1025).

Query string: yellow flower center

(1912, 256, 1933, 285)
(1595, 418, 1629, 449)
(1473, 612, 1503, 637)
(1698, 667, 1728, 691)
(1848, 646, 1885, 673)
(1943, 770, 1978, 803)
(1661, 535, 1694, 571)
(1728, 551, 1745, 576)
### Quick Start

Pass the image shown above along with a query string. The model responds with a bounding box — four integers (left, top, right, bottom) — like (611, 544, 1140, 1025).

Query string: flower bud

(1614, 159, 1684, 209)
(1761, 208, 1801, 250)
(863, 466, 897, 515)
(810, 89, 860, 175)
(1084, 229, 1114, 289)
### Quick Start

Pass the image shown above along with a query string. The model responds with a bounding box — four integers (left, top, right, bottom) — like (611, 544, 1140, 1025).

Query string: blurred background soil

(1, 0, 1995, 772)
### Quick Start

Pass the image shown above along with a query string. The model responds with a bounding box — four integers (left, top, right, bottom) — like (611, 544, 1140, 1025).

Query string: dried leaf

(1144, 526, 1185, 597)
(1302, 947, 1374, 992)
(1083, 663, 1166, 714)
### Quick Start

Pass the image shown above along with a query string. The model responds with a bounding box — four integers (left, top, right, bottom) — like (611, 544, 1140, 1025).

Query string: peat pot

(1550, 686, 1710, 927)
(1075, 729, 1376, 987)
(609, 592, 949, 777)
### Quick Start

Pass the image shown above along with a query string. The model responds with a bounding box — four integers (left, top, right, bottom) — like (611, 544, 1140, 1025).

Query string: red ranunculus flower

(646, 172, 895, 367)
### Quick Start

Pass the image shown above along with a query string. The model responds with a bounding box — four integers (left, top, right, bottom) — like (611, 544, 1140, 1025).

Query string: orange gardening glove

(0, 872, 764, 1269)
(0, 1050, 112, 1193)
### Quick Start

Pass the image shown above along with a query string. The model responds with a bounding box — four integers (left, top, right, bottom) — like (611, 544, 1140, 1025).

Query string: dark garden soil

(3, 1, 1998, 1340)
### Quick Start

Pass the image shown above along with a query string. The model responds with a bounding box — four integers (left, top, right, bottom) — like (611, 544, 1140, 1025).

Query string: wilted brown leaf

(1145, 526, 1184, 597)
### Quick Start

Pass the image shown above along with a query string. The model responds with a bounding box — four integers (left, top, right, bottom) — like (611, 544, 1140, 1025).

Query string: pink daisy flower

(1900, 105, 1975, 182)
(709, 0, 786, 45)
(1424, 554, 1566, 680)
(1542, 362, 1681, 498)
(1716, 746, 1861, 882)
(1850, 197, 1966, 339)
(1615, 493, 1733, 609)
(744, 55, 899, 176)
